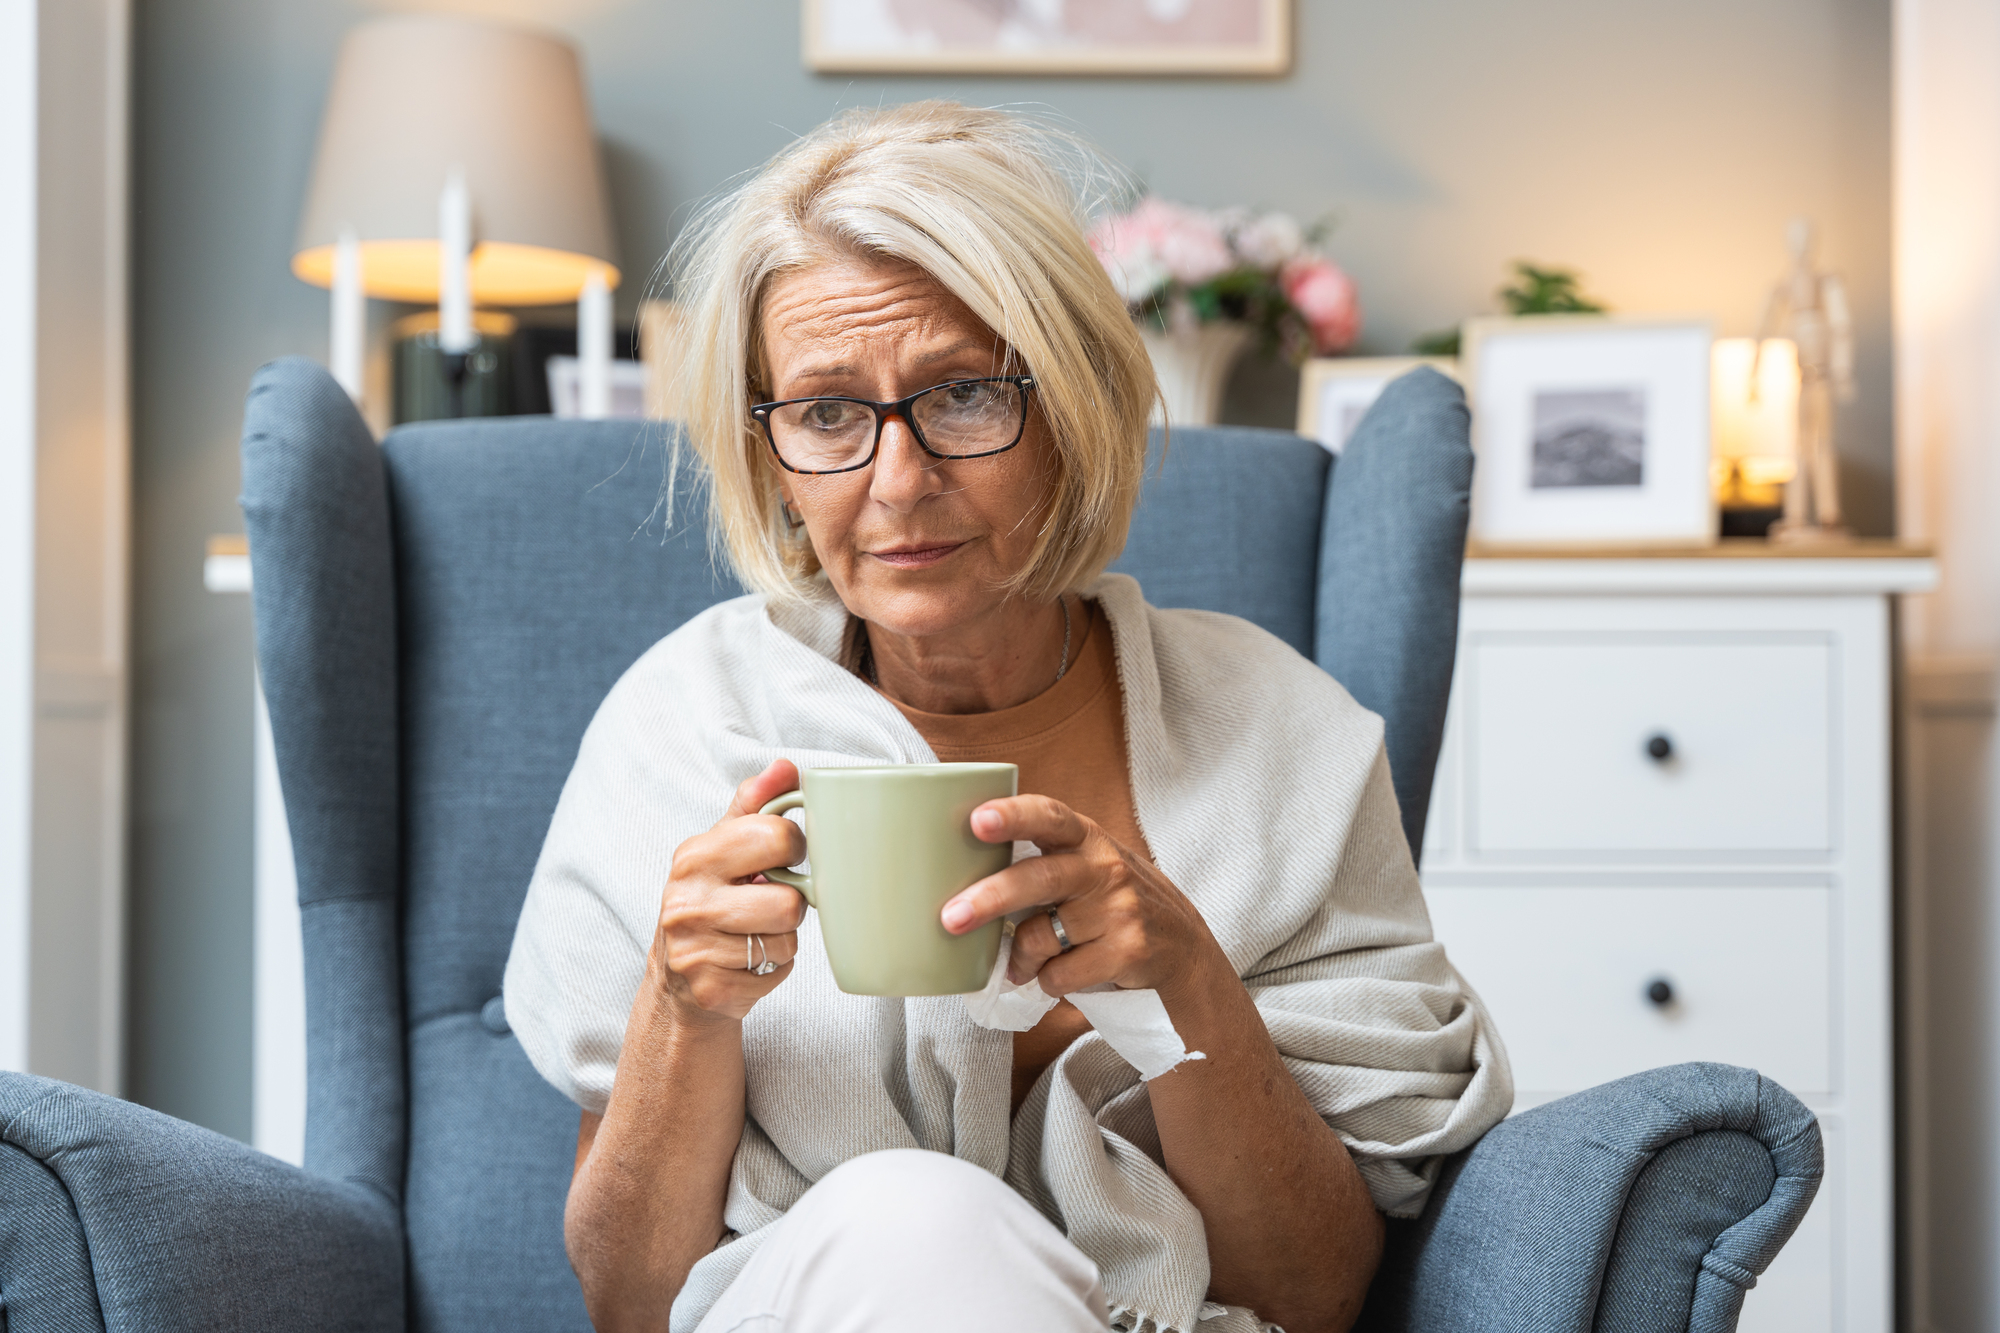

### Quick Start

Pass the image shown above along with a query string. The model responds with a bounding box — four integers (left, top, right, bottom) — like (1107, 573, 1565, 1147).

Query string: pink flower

(1087, 212, 1169, 303)
(1281, 254, 1361, 354)
(1088, 197, 1234, 301)
(1145, 201, 1232, 286)
(1228, 211, 1305, 269)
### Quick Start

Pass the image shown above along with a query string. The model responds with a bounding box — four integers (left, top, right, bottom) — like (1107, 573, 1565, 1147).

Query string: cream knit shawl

(504, 573, 1512, 1333)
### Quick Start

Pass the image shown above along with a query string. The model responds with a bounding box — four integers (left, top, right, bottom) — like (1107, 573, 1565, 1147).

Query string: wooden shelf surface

(1467, 538, 1932, 560)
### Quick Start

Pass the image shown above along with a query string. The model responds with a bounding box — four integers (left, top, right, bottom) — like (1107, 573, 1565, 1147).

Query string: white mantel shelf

(1463, 540, 1938, 597)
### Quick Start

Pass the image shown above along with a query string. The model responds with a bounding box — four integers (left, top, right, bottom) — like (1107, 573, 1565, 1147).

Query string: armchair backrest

(239, 357, 1471, 1331)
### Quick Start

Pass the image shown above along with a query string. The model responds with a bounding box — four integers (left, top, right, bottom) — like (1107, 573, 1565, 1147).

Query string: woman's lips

(869, 541, 965, 569)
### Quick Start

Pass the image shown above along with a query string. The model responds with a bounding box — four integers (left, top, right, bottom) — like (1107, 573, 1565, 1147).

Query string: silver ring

(749, 934, 778, 976)
(1047, 907, 1073, 952)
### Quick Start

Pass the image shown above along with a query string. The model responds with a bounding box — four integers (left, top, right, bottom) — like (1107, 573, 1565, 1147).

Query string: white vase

(1139, 322, 1253, 427)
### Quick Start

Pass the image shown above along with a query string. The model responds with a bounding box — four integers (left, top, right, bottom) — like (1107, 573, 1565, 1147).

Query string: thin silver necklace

(860, 595, 1071, 688)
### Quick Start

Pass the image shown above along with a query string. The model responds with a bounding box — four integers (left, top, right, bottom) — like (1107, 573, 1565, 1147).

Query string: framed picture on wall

(803, 0, 1292, 75)
(1462, 315, 1715, 548)
(1296, 356, 1458, 454)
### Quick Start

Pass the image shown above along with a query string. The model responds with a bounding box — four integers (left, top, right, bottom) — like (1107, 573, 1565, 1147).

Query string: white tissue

(1066, 986, 1205, 1082)
(962, 924, 1205, 1081)
(960, 923, 1061, 1031)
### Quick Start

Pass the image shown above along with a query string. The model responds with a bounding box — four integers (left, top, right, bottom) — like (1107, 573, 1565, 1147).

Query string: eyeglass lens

(765, 379, 1025, 472)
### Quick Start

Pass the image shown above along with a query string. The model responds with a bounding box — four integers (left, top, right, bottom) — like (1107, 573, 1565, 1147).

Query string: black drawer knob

(1645, 733, 1674, 762)
(1645, 978, 1675, 1007)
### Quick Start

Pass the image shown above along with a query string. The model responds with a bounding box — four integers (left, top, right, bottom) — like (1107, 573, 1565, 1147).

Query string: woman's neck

(864, 595, 1069, 715)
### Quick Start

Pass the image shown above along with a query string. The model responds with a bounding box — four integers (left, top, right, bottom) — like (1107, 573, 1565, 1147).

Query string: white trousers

(694, 1149, 1110, 1333)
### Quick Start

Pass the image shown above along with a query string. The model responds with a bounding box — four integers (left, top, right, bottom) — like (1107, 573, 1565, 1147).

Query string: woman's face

(760, 255, 1056, 640)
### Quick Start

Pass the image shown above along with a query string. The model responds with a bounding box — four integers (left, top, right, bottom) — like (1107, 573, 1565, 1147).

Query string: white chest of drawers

(1419, 548, 1935, 1333)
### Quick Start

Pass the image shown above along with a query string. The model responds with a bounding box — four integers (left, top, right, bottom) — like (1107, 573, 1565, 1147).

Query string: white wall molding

(1898, 656, 1998, 1333)
(0, 0, 131, 1094)
(1894, 0, 2000, 1324)
(0, 0, 42, 1077)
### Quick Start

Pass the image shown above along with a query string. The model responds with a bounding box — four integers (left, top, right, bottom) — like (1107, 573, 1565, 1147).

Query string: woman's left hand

(940, 795, 1224, 996)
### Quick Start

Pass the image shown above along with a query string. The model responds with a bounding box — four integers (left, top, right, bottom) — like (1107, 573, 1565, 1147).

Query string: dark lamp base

(1719, 505, 1784, 540)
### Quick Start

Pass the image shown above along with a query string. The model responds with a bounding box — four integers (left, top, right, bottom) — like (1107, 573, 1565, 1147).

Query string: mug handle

(757, 790, 816, 908)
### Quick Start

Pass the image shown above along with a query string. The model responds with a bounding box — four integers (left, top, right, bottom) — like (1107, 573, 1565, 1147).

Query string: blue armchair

(0, 359, 1820, 1332)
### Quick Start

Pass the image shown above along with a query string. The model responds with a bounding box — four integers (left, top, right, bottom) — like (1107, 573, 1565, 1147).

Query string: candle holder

(391, 311, 517, 424)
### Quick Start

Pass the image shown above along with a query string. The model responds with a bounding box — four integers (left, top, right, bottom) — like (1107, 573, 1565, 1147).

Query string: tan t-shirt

(884, 600, 1150, 1109)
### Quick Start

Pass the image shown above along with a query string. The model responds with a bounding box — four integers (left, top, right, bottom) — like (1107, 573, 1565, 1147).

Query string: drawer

(1425, 885, 1831, 1095)
(1468, 636, 1832, 855)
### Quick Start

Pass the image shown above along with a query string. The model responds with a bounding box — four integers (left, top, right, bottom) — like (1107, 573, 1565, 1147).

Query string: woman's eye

(803, 401, 861, 429)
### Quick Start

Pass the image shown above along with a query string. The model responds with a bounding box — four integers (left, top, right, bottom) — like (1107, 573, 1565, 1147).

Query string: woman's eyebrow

(912, 341, 1000, 369)
(782, 342, 1002, 390)
(785, 362, 857, 385)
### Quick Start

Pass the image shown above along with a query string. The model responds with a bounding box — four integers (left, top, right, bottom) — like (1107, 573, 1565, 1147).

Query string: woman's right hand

(652, 759, 809, 1024)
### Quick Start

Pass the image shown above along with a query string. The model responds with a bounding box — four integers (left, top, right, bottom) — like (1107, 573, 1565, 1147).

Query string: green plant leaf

(1412, 328, 1461, 357)
(1500, 261, 1607, 315)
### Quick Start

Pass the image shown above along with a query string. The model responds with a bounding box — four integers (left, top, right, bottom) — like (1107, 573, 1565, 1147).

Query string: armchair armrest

(1360, 1063, 1822, 1333)
(0, 1073, 402, 1332)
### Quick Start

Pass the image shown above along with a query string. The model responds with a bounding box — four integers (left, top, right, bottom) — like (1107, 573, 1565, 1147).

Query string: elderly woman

(505, 101, 1509, 1333)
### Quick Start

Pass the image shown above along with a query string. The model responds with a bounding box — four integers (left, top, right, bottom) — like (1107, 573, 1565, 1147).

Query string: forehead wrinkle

(776, 291, 966, 348)
(765, 269, 1005, 388)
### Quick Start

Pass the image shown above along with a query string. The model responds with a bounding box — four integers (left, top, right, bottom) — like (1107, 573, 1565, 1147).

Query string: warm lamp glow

(1712, 338, 1800, 491)
(291, 239, 621, 306)
(292, 15, 617, 306)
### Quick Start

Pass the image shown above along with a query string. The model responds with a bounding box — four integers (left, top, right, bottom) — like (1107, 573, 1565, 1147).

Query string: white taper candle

(330, 227, 365, 404)
(579, 266, 612, 420)
(438, 169, 473, 354)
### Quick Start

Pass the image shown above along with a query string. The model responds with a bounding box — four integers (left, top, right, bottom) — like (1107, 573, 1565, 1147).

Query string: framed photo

(1462, 315, 1715, 548)
(803, 0, 1291, 75)
(1296, 356, 1458, 454)
(545, 356, 649, 421)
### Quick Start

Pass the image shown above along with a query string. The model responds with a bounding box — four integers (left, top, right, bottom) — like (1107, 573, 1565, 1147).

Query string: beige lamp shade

(292, 14, 619, 305)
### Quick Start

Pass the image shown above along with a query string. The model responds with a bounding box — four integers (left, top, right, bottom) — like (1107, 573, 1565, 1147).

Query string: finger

(721, 759, 801, 824)
(674, 814, 807, 887)
(1029, 943, 1115, 1000)
(712, 883, 810, 935)
(660, 879, 807, 947)
(969, 794, 1092, 852)
(1006, 906, 1088, 983)
(940, 850, 1088, 936)
(679, 928, 801, 975)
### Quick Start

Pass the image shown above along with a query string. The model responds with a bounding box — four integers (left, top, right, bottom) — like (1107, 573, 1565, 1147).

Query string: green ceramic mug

(759, 763, 1016, 996)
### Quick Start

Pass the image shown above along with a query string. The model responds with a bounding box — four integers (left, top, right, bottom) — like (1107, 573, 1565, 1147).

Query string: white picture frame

(803, 0, 1292, 75)
(1462, 315, 1715, 549)
(546, 355, 649, 421)
(1296, 356, 1458, 454)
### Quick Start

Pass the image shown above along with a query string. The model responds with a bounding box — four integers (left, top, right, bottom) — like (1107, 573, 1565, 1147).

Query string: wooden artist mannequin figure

(1759, 219, 1855, 541)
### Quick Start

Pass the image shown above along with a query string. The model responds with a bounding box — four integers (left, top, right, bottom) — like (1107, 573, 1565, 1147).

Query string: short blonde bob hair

(663, 100, 1157, 603)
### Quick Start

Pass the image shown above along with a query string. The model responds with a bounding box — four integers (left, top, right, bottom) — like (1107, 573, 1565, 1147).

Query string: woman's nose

(868, 415, 942, 512)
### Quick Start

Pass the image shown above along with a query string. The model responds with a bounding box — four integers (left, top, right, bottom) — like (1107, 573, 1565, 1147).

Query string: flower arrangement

(1086, 197, 1361, 360)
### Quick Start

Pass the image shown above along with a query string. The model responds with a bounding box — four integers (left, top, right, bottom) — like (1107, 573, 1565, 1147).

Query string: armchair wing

(1361, 1062, 1823, 1333)
(0, 1073, 401, 1332)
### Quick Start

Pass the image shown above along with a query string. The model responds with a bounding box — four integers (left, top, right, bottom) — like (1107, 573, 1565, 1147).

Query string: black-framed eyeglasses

(750, 375, 1036, 475)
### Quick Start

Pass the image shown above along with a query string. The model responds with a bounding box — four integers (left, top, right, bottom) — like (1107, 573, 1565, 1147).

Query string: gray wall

(130, 0, 1891, 1134)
